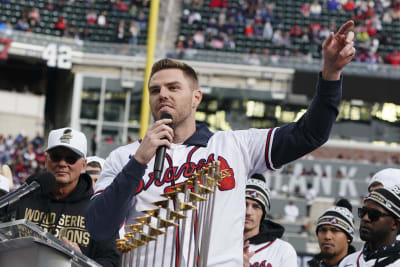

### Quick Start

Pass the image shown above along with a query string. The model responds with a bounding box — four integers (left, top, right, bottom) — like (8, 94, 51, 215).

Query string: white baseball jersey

(249, 238, 298, 267)
(95, 128, 277, 267)
(339, 250, 400, 267)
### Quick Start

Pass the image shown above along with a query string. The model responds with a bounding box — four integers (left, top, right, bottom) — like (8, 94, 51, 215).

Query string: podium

(0, 219, 101, 267)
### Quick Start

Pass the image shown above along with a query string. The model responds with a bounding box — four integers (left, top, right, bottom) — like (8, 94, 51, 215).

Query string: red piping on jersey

(265, 128, 275, 171)
(93, 189, 104, 196)
(356, 252, 362, 267)
(254, 240, 275, 254)
(119, 219, 125, 229)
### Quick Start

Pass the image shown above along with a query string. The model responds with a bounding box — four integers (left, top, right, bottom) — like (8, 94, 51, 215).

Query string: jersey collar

(183, 123, 213, 147)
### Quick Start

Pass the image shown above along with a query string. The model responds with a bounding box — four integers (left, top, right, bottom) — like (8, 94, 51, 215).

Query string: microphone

(154, 113, 173, 181)
(0, 172, 56, 209)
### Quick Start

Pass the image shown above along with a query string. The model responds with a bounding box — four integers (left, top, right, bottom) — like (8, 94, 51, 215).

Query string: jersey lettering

(135, 148, 235, 194)
(250, 261, 272, 267)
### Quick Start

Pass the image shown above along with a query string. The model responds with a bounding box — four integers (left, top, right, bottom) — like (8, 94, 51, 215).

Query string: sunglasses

(358, 207, 393, 222)
(48, 152, 81, 164)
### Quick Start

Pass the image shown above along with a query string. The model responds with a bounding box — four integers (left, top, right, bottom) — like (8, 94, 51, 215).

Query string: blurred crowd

(178, 0, 400, 66)
(0, 132, 45, 188)
(1, 0, 399, 67)
(0, 0, 149, 44)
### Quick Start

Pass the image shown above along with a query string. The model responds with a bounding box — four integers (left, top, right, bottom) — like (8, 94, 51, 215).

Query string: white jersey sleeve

(230, 127, 278, 174)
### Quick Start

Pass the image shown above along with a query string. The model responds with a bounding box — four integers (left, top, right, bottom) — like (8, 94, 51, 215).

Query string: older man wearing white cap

(14, 127, 120, 267)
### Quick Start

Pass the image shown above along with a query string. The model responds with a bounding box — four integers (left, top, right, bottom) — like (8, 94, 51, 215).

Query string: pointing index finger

(336, 20, 354, 36)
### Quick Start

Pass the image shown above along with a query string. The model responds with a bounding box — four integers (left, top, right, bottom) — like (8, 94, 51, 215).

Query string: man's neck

(368, 235, 397, 252)
(244, 228, 259, 241)
(322, 252, 346, 267)
(173, 120, 196, 144)
(53, 180, 79, 200)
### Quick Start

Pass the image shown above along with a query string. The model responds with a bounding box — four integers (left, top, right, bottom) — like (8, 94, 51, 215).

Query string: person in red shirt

(54, 16, 66, 30)
(289, 24, 302, 38)
(209, 0, 229, 9)
(245, 23, 254, 36)
(343, 0, 355, 12)
(309, 21, 322, 32)
(114, 0, 128, 11)
(386, 50, 400, 66)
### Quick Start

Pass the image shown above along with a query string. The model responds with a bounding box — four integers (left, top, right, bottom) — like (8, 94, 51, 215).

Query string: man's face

(245, 198, 263, 232)
(86, 165, 101, 190)
(359, 200, 396, 243)
(317, 225, 348, 261)
(45, 147, 86, 186)
(148, 68, 202, 125)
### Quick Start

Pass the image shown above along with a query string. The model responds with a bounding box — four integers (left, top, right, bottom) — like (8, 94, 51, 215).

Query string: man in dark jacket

(14, 127, 120, 267)
(308, 199, 356, 267)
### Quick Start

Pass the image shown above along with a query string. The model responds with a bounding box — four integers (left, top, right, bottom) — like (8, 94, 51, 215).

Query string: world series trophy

(0, 219, 101, 267)
(116, 161, 222, 267)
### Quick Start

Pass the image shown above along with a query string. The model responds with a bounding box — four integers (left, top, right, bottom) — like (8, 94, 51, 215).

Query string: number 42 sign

(42, 44, 72, 69)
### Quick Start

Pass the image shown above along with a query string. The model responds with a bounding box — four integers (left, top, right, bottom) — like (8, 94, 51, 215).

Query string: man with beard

(308, 199, 356, 267)
(339, 185, 400, 266)
(244, 174, 298, 267)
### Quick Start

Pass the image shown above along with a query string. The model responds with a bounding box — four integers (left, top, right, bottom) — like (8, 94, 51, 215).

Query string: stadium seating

(0, 0, 149, 44)
(178, 0, 400, 64)
(2, 0, 399, 66)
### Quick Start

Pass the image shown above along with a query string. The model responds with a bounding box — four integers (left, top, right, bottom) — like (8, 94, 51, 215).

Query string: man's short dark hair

(150, 58, 199, 89)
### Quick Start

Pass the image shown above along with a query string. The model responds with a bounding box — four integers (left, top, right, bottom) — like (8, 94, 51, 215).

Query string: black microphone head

(161, 113, 172, 120)
(161, 113, 174, 129)
(29, 172, 57, 194)
(25, 173, 39, 185)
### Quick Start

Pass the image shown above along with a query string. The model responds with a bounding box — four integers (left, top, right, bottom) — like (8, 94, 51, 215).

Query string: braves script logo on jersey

(135, 146, 235, 194)
(251, 261, 272, 267)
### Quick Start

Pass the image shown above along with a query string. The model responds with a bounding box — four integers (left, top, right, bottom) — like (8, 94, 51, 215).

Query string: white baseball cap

(87, 156, 105, 170)
(368, 168, 400, 190)
(46, 127, 87, 158)
(0, 174, 10, 193)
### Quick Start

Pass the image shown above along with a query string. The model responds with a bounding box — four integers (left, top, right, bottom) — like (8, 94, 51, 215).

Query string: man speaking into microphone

(13, 127, 120, 267)
(88, 20, 356, 267)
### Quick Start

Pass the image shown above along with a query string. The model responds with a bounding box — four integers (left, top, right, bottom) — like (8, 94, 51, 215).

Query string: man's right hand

(134, 118, 174, 165)
(243, 240, 254, 267)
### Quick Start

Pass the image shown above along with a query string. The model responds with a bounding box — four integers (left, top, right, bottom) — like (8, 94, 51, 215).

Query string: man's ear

(81, 159, 87, 174)
(391, 218, 400, 232)
(395, 218, 400, 229)
(192, 88, 202, 109)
